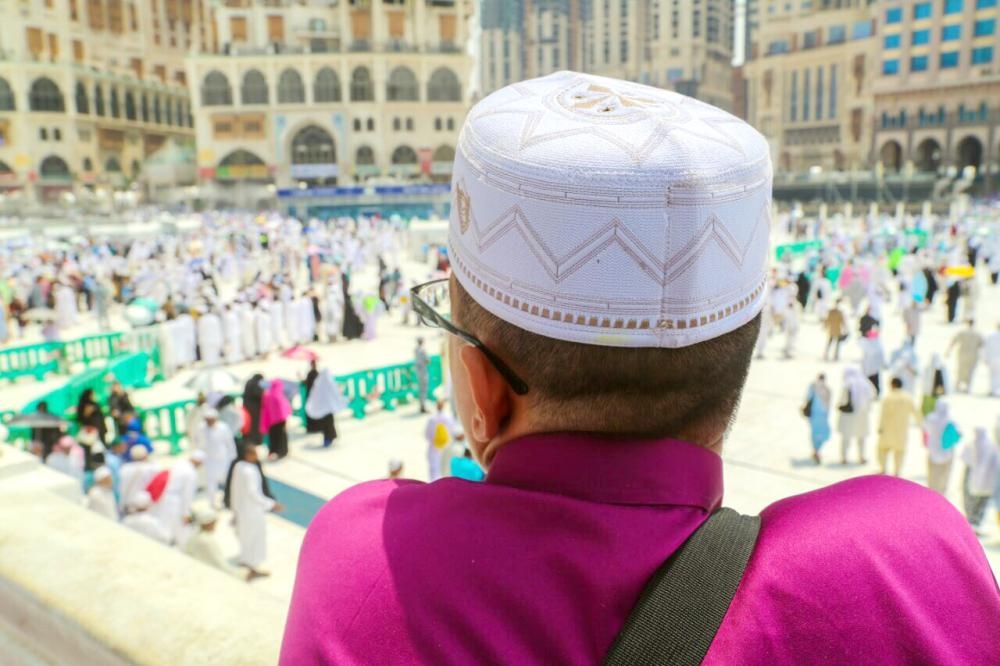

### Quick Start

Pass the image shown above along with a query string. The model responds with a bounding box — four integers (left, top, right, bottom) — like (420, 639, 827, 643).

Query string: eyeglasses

(410, 278, 529, 395)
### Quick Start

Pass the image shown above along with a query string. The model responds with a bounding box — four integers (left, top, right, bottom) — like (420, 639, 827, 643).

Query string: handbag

(838, 391, 854, 413)
(801, 396, 813, 418)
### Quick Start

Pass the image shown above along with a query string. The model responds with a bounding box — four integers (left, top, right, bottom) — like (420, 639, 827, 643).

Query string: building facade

(873, 0, 1000, 192)
(479, 0, 735, 111)
(187, 0, 473, 191)
(0, 0, 208, 201)
(743, 1, 878, 175)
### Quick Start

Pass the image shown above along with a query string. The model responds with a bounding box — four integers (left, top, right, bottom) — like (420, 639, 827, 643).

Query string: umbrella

(22, 307, 57, 322)
(5, 412, 69, 428)
(125, 303, 156, 326)
(945, 265, 975, 278)
(281, 345, 319, 362)
(183, 368, 242, 394)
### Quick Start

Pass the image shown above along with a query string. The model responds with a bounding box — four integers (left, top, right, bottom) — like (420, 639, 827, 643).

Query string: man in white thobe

(239, 303, 258, 359)
(323, 279, 344, 342)
(297, 295, 316, 343)
(197, 310, 224, 366)
(122, 490, 171, 544)
(85, 466, 119, 521)
(256, 302, 274, 356)
(184, 508, 247, 579)
(152, 450, 204, 545)
(197, 409, 237, 504)
(223, 305, 244, 364)
(174, 313, 198, 366)
(231, 445, 282, 577)
(118, 446, 160, 514)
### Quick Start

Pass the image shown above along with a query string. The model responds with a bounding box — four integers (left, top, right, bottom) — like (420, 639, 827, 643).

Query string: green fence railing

(61, 332, 127, 370)
(22, 351, 153, 421)
(140, 356, 445, 455)
(0, 341, 63, 382)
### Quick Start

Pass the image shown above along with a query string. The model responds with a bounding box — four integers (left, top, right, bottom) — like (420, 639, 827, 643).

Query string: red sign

(198, 167, 216, 179)
(419, 147, 432, 175)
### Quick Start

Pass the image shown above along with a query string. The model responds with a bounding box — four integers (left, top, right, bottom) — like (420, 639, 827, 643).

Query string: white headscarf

(843, 367, 875, 409)
(305, 370, 347, 420)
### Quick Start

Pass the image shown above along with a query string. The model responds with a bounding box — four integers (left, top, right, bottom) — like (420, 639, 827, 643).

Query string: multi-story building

(186, 0, 473, 192)
(743, 1, 878, 174)
(479, 0, 735, 111)
(0, 0, 209, 202)
(873, 0, 1000, 192)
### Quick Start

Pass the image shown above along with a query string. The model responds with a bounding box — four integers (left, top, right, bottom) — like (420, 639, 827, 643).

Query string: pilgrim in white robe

(174, 314, 198, 366)
(255, 307, 274, 356)
(223, 307, 243, 364)
(283, 296, 301, 345)
(197, 312, 224, 366)
(123, 510, 171, 544)
(323, 283, 344, 342)
(297, 296, 316, 343)
(270, 299, 285, 350)
(54, 283, 78, 329)
(239, 305, 258, 359)
(85, 485, 119, 521)
(231, 460, 276, 569)
(197, 421, 236, 497)
(185, 530, 240, 577)
(152, 459, 199, 544)
(118, 460, 160, 512)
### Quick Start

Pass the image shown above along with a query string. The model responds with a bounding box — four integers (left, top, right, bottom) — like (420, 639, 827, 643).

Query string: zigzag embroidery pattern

(464, 197, 770, 289)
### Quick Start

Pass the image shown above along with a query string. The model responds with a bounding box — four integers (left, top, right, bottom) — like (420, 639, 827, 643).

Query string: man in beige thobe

(947, 321, 984, 393)
(876, 377, 922, 476)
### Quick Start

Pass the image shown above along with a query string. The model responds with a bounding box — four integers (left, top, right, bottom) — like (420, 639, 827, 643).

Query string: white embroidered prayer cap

(449, 71, 772, 348)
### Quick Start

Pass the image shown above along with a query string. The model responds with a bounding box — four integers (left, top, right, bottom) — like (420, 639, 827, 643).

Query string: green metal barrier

(61, 332, 126, 369)
(136, 356, 446, 455)
(22, 351, 152, 419)
(126, 327, 165, 381)
(775, 240, 824, 261)
(0, 341, 62, 382)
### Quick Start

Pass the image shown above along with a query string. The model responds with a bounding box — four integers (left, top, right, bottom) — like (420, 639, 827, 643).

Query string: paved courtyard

(2, 242, 998, 607)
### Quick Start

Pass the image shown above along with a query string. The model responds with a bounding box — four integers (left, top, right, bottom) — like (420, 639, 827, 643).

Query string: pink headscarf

(259, 379, 292, 432)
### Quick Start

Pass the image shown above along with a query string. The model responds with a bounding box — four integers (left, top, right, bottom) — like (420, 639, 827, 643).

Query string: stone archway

(879, 140, 902, 173)
(914, 138, 942, 173)
(955, 135, 983, 174)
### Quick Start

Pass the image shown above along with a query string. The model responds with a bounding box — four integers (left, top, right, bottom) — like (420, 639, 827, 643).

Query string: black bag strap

(602, 508, 761, 666)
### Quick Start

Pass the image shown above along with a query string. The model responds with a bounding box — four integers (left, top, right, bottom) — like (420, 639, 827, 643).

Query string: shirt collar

(485, 432, 723, 510)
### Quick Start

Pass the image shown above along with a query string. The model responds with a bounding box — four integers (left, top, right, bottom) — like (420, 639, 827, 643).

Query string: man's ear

(459, 344, 511, 442)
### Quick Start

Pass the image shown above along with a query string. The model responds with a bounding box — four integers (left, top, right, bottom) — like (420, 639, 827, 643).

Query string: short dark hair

(454, 280, 761, 442)
(891, 377, 903, 389)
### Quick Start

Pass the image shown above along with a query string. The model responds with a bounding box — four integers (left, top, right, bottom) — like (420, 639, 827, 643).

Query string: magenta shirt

(281, 433, 1000, 664)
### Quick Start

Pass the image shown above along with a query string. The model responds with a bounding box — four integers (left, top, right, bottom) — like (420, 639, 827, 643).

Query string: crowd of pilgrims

(8, 211, 446, 579)
(760, 209, 1000, 534)
(0, 211, 448, 357)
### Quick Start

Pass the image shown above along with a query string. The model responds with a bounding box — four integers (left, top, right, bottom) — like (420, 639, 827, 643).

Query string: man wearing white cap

(85, 466, 119, 521)
(122, 490, 171, 544)
(281, 73, 999, 664)
(118, 445, 159, 514)
(184, 506, 247, 580)
(197, 408, 237, 504)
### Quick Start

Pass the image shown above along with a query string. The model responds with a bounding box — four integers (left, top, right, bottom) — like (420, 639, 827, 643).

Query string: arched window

(105, 157, 122, 172)
(124, 91, 136, 120)
(75, 82, 89, 114)
(356, 145, 375, 165)
(313, 67, 341, 102)
(446, 118, 455, 131)
(387, 66, 419, 101)
(201, 71, 233, 106)
(29, 78, 65, 112)
(427, 67, 461, 102)
(278, 69, 306, 104)
(165, 98, 174, 125)
(109, 88, 120, 117)
(241, 70, 268, 105)
(140, 95, 149, 122)
(434, 117, 442, 131)
(393, 118, 401, 131)
(432, 145, 455, 163)
(291, 126, 336, 164)
(350, 67, 374, 102)
(39, 156, 71, 179)
(366, 118, 374, 131)
(218, 149, 269, 181)
(391, 145, 417, 164)
(0, 78, 14, 111)
(153, 97, 162, 124)
(353, 118, 361, 131)
(94, 85, 105, 116)
(82, 157, 94, 172)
